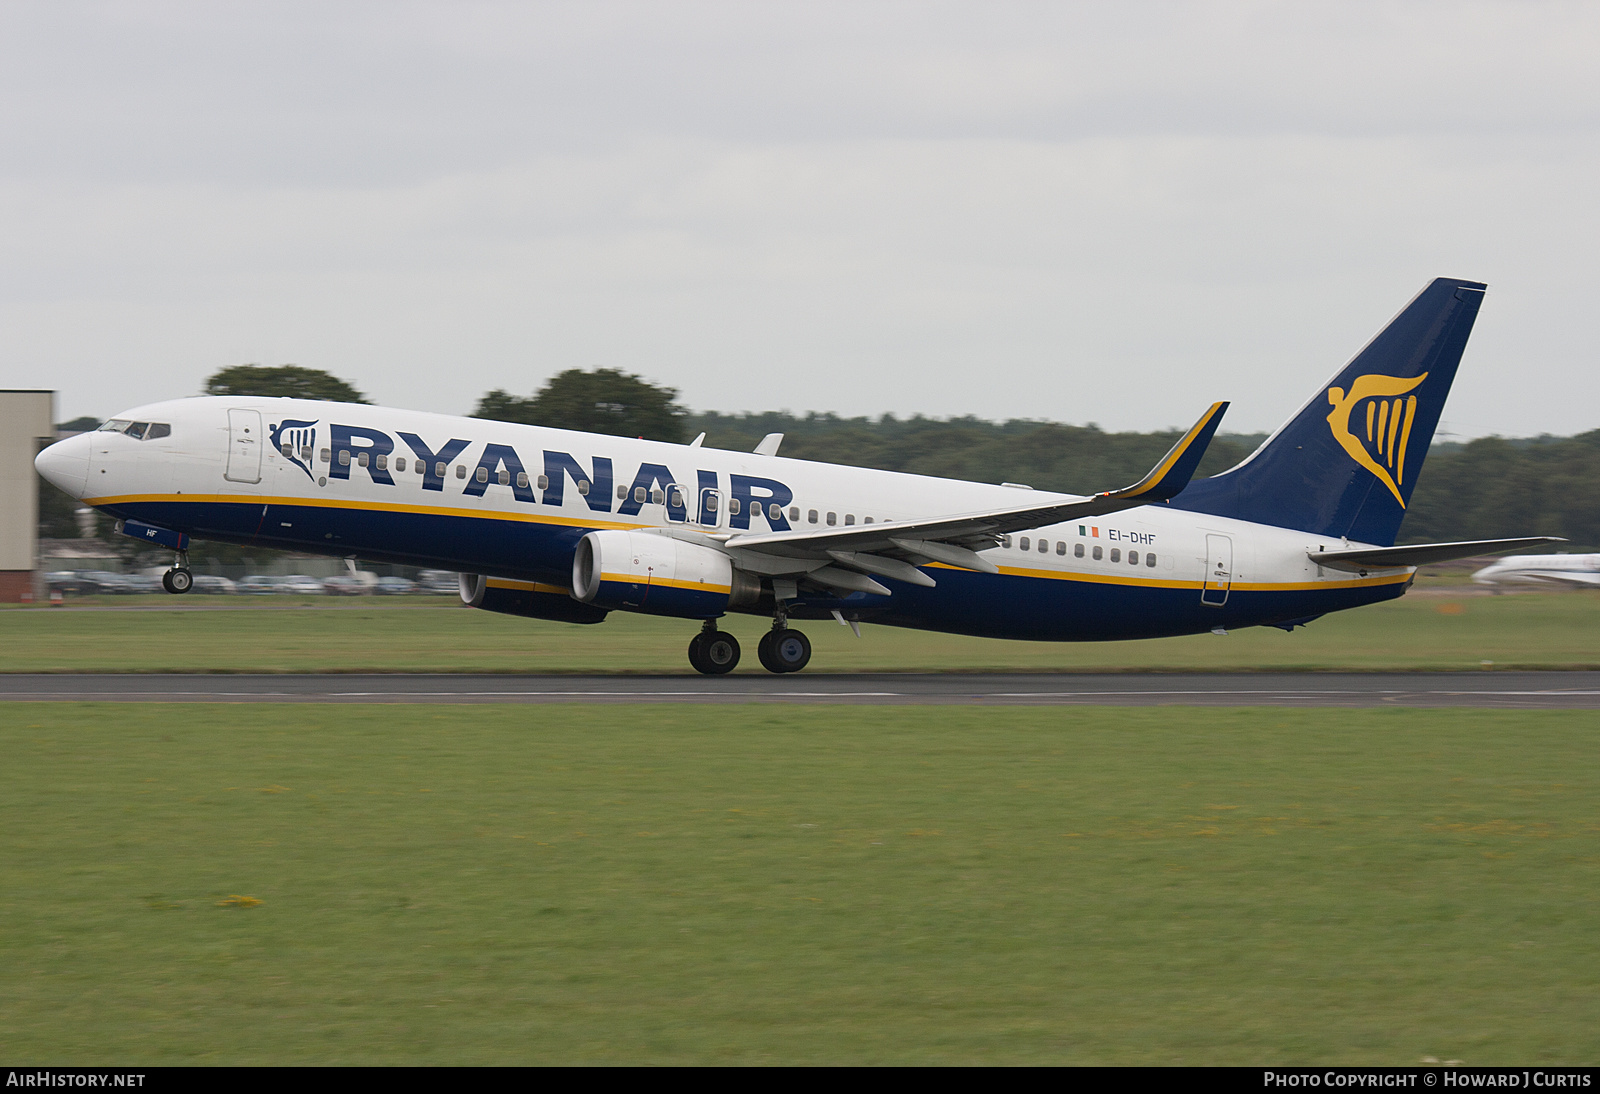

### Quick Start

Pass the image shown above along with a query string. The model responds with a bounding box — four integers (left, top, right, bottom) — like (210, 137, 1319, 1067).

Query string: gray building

(1, 390, 58, 602)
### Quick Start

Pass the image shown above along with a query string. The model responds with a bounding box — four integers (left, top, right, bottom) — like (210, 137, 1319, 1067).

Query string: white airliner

(1472, 554, 1600, 589)
(35, 277, 1555, 674)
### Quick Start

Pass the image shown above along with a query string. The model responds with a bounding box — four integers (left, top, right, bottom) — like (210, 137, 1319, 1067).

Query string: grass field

(1, 590, 1596, 673)
(1, 703, 1595, 1064)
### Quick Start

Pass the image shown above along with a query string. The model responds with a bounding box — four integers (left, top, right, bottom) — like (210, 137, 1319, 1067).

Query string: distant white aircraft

(36, 277, 1557, 673)
(1472, 554, 1600, 589)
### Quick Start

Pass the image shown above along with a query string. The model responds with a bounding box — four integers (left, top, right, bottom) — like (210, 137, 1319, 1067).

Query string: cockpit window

(97, 420, 170, 440)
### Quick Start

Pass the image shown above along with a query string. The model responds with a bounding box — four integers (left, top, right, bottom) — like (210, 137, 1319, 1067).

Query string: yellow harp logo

(1326, 372, 1428, 507)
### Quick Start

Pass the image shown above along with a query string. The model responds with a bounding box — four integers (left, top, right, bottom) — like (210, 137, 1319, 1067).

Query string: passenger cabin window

(1092, 545, 1102, 560)
(516, 472, 529, 489)
(618, 485, 628, 500)
(1128, 551, 1139, 565)
(1146, 553, 1157, 568)
(577, 479, 590, 495)
(498, 469, 510, 485)
(475, 466, 489, 483)
(769, 503, 781, 520)
(1110, 548, 1120, 563)
(395, 457, 406, 472)
(729, 498, 741, 515)
(358, 452, 369, 468)
(826, 512, 836, 526)
(1000, 535, 1011, 548)
(1057, 542, 1066, 556)
(1038, 539, 1048, 553)
(455, 465, 466, 479)
(1074, 543, 1084, 558)
(844, 514, 855, 526)
(789, 507, 800, 522)
(670, 488, 685, 508)
(1019, 537, 1029, 551)
(434, 462, 445, 477)
(321, 449, 331, 463)
(339, 451, 351, 466)
(651, 487, 665, 504)
(864, 516, 874, 524)
(536, 474, 549, 490)
(808, 509, 818, 524)
(281, 444, 293, 457)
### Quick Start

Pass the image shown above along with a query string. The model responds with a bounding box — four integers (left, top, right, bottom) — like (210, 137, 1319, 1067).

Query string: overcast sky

(1, 1, 1596, 438)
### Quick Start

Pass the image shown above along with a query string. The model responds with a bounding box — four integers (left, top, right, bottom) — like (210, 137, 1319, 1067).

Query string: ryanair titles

(270, 419, 794, 532)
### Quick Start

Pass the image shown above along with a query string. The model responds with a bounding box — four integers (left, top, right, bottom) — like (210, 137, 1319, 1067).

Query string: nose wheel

(162, 550, 193, 594)
(688, 625, 741, 675)
(757, 626, 811, 674)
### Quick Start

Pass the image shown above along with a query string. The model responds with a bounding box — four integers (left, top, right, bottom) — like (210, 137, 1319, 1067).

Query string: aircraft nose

(35, 433, 92, 499)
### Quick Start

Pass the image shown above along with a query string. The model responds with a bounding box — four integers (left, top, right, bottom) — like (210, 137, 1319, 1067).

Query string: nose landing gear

(162, 550, 193, 595)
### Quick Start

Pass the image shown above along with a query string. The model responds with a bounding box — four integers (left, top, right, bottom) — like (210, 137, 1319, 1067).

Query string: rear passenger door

(1202, 534, 1232, 606)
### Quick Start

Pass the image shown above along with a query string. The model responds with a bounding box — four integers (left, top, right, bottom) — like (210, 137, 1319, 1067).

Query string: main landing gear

(161, 550, 193, 595)
(687, 615, 813, 675)
(687, 621, 741, 675)
(757, 625, 811, 674)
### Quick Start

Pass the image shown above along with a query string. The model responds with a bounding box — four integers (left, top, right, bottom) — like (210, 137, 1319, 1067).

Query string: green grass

(1, 703, 1596, 1064)
(1, 590, 1597, 672)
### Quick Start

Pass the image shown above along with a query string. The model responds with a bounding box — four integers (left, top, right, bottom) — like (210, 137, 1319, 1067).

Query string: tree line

(37, 366, 1600, 552)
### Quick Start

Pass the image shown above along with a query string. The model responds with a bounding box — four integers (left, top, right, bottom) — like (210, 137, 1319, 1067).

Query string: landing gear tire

(162, 568, 193, 595)
(688, 630, 741, 675)
(757, 628, 811, 674)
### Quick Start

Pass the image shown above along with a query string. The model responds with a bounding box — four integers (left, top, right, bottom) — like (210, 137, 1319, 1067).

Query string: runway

(4, 671, 1600, 707)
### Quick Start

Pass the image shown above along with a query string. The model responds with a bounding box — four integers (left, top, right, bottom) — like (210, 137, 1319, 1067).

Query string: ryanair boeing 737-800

(34, 277, 1556, 674)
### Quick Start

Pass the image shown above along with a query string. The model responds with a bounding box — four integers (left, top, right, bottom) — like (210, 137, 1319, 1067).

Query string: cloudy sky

(1, 1, 1596, 437)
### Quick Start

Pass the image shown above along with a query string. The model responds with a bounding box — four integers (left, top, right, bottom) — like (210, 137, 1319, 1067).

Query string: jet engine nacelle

(460, 573, 610, 624)
(571, 529, 759, 618)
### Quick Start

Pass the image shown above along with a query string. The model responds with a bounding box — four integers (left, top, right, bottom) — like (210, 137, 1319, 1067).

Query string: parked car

(417, 569, 459, 594)
(374, 576, 416, 595)
(45, 571, 91, 595)
(321, 574, 370, 596)
(238, 574, 284, 594)
(79, 570, 134, 594)
(190, 575, 237, 594)
(280, 575, 326, 595)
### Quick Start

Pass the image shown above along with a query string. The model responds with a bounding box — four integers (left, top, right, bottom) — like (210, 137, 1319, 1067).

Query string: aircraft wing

(1309, 537, 1565, 573)
(714, 402, 1228, 592)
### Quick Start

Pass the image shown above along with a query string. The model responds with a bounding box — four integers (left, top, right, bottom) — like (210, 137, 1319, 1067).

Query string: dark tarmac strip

(4, 672, 1600, 707)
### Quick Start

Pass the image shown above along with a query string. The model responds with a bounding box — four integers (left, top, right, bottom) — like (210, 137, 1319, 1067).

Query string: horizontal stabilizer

(1309, 537, 1564, 572)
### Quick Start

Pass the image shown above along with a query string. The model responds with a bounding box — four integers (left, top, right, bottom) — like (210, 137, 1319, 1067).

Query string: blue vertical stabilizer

(1169, 277, 1487, 546)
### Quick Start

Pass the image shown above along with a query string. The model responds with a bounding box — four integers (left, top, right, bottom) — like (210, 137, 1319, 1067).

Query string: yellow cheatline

(599, 572, 731, 593)
(485, 579, 571, 595)
(80, 492, 651, 533)
(960, 561, 1412, 592)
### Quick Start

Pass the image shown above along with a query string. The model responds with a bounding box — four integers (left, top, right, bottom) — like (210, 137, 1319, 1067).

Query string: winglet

(1104, 401, 1228, 503)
